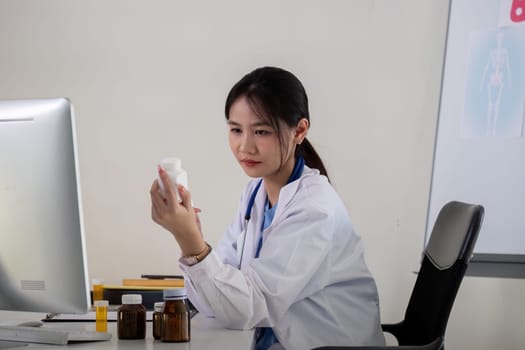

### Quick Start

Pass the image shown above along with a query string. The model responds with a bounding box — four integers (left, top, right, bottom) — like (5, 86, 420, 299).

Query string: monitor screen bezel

(0, 97, 91, 315)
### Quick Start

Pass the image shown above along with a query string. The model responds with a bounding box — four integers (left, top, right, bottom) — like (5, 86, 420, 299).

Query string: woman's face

(227, 95, 297, 182)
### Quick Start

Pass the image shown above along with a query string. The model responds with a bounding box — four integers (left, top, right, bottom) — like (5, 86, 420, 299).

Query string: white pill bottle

(158, 157, 188, 202)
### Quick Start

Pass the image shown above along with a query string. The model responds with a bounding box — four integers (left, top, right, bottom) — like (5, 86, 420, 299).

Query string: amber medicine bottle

(152, 301, 164, 340)
(117, 294, 146, 339)
(161, 288, 190, 342)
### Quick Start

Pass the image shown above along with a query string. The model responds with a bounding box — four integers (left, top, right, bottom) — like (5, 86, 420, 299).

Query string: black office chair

(312, 201, 484, 350)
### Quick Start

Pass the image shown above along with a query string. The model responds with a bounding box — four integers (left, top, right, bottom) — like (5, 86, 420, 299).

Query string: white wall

(1, 1, 523, 349)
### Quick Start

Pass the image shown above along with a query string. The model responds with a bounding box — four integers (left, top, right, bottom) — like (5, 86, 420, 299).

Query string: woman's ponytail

(296, 138, 329, 181)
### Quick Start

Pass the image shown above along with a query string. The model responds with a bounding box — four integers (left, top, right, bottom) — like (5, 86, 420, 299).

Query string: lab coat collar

(253, 166, 320, 227)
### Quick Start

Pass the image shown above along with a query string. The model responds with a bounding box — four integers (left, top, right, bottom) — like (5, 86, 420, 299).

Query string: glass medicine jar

(161, 288, 190, 342)
(152, 301, 164, 340)
(117, 294, 147, 339)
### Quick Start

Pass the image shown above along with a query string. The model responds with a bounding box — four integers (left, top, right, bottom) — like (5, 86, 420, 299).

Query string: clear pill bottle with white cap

(158, 157, 188, 202)
(117, 294, 146, 339)
(161, 288, 190, 342)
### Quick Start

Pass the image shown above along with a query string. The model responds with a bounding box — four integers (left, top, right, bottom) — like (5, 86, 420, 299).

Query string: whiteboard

(426, 0, 525, 258)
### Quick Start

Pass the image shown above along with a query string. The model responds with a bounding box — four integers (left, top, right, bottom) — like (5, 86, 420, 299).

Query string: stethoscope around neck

(237, 156, 305, 269)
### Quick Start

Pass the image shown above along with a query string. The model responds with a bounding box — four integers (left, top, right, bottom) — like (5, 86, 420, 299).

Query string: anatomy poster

(461, 26, 525, 138)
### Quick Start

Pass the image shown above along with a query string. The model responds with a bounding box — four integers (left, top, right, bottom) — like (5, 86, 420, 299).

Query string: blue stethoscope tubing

(237, 156, 305, 269)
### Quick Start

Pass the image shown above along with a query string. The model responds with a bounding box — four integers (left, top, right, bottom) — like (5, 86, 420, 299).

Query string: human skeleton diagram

(480, 30, 512, 136)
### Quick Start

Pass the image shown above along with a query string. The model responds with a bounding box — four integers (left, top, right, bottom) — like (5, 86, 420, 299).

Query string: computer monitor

(0, 98, 91, 315)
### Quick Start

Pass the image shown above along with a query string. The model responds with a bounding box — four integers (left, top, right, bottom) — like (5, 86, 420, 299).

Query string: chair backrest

(395, 201, 484, 346)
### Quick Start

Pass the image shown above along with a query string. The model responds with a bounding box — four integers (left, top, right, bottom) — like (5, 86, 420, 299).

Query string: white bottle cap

(91, 278, 104, 285)
(153, 302, 164, 312)
(163, 288, 187, 299)
(161, 158, 182, 172)
(122, 294, 142, 304)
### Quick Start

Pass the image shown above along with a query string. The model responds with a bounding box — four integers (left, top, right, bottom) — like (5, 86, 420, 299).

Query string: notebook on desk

(43, 306, 198, 322)
(0, 325, 111, 346)
(42, 307, 153, 322)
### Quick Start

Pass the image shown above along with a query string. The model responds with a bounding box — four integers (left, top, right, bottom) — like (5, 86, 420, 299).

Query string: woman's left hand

(150, 166, 206, 256)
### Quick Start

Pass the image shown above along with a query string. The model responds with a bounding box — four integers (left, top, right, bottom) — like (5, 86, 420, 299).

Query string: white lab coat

(179, 166, 385, 350)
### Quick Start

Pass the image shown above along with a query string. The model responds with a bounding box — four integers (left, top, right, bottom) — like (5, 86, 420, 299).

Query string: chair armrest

(381, 321, 404, 338)
(381, 321, 404, 341)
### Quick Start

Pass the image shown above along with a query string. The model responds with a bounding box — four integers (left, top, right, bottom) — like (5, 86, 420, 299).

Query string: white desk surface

(0, 311, 254, 349)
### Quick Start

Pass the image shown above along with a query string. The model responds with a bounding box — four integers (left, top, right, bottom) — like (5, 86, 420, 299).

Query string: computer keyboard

(0, 340, 28, 349)
(0, 325, 111, 345)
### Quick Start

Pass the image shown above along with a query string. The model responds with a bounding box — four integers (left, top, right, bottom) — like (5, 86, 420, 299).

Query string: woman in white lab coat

(150, 66, 385, 350)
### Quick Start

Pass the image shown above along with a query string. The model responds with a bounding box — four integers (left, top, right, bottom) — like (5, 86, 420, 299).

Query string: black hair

(224, 66, 329, 180)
